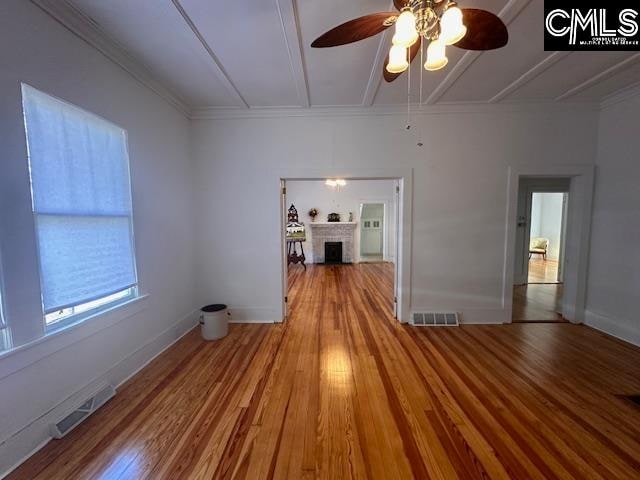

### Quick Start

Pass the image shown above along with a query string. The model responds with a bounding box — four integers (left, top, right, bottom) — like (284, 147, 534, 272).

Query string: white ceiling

(41, 0, 640, 113)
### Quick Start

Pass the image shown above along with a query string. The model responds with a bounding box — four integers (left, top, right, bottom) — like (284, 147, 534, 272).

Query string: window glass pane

(22, 84, 138, 317)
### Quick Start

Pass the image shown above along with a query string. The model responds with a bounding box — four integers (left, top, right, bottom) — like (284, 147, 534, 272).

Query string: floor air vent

(50, 384, 116, 438)
(412, 312, 459, 327)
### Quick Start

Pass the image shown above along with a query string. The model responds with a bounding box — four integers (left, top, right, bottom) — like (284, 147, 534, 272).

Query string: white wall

(530, 192, 564, 260)
(192, 106, 599, 325)
(585, 93, 640, 346)
(286, 180, 396, 263)
(0, 1, 197, 473)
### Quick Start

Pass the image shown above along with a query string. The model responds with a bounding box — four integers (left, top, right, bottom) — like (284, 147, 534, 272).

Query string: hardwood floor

(10, 264, 640, 479)
(528, 258, 560, 283)
(512, 284, 564, 322)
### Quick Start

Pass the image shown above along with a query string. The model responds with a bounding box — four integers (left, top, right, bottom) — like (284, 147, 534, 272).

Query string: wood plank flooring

(528, 259, 560, 284)
(512, 283, 564, 322)
(9, 263, 640, 479)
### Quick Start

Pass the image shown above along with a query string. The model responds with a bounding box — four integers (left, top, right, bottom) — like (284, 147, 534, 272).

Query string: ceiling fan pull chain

(406, 47, 411, 131)
(417, 40, 424, 147)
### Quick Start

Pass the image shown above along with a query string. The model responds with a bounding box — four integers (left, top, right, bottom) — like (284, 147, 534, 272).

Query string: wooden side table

(287, 238, 306, 270)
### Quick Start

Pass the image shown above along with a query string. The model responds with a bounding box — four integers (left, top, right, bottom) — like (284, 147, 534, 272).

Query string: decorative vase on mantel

(308, 208, 318, 222)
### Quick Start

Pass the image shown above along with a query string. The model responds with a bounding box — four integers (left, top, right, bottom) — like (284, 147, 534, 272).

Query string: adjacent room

(1, 0, 640, 478)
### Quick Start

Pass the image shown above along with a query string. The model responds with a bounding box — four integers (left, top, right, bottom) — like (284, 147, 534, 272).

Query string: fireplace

(324, 242, 343, 264)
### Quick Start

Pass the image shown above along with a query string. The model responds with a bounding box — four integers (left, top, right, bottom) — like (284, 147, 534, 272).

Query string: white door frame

(503, 165, 595, 324)
(278, 168, 413, 323)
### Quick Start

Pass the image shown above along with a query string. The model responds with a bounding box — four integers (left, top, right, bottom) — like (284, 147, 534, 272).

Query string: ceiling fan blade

(454, 9, 508, 51)
(383, 37, 421, 83)
(311, 12, 396, 48)
(393, 0, 407, 10)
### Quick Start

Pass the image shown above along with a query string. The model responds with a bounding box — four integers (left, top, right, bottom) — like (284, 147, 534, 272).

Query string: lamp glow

(336, 179, 347, 187)
(440, 6, 467, 45)
(392, 9, 419, 48)
(386, 45, 409, 74)
(424, 39, 448, 71)
(325, 179, 337, 187)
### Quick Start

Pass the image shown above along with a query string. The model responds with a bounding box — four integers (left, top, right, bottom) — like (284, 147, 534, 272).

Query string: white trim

(425, 0, 533, 105)
(30, 0, 191, 117)
(275, 0, 310, 108)
(0, 308, 199, 478)
(362, 1, 396, 107)
(556, 53, 640, 101)
(490, 52, 571, 103)
(0, 295, 149, 380)
(190, 101, 598, 120)
(585, 310, 640, 348)
(600, 82, 640, 110)
(277, 168, 413, 323)
(170, 0, 248, 109)
(502, 165, 595, 324)
(227, 307, 279, 324)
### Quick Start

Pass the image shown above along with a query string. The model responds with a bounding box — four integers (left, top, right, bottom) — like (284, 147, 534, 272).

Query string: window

(22, 85, 138, 331)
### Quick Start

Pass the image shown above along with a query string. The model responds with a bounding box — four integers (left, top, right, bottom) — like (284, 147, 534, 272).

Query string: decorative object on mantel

(349, 212, 354, 222)
(327, 212, 341, 222)
(308, 208, 318, 222)
(286, 204, 306, 270)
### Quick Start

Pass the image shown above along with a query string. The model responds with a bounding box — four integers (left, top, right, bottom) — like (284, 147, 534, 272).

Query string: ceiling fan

(311, 0, 508, 82)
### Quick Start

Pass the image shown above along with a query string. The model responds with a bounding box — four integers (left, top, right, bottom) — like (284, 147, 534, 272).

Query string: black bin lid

(201, 304, 227, 312)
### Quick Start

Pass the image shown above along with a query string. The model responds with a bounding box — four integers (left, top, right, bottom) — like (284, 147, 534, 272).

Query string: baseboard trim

(585, 310, 640, 347)
(0, 309, 199, 479)
(228, 307, 278, 324)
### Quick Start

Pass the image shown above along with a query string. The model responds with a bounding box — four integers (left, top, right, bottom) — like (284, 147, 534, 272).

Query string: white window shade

(22, 85, 137, 314)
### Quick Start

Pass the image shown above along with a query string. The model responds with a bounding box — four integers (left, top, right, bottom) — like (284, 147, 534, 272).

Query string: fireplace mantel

(309, 222, 357, 264)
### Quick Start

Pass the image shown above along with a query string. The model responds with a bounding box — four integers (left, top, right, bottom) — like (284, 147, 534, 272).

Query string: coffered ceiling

(35, 0, 640, 115)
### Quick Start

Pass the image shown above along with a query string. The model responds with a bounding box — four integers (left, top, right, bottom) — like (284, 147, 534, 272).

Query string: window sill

(0, 294, 149, 381)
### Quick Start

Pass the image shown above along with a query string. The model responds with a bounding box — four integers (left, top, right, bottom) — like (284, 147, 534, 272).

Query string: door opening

(281, 178, 401, 322)
(360, 203, 384, 263)
(512, 178, 570, 323)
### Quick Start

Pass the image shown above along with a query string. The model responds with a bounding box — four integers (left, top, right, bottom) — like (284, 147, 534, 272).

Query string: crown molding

(190, 100, 598, 121)
(600, 82, 640, 110)
(31, 0, 192, 117)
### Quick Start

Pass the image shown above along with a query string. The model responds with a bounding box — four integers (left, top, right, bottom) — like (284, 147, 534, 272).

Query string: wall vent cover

(50, 384, 116, 438)
(412, 312, 459, 327)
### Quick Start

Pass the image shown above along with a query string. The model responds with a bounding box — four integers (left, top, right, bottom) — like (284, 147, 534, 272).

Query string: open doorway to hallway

(360, 203, 385, 263)
(513, 179, 569, 323)
(282, 179, 399, 321)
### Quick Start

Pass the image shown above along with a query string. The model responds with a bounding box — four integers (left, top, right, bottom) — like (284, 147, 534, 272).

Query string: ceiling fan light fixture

(386, 45, 409, 73)
(392, 9, 419, 48)
(424, 39, 448, 71)
(440, 6, 467, 45)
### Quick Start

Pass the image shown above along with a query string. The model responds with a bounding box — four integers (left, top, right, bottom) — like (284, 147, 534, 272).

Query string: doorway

(280, 178, 402, 322)
(512, 178, 569, 323)
(360, 203, 385, 263)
